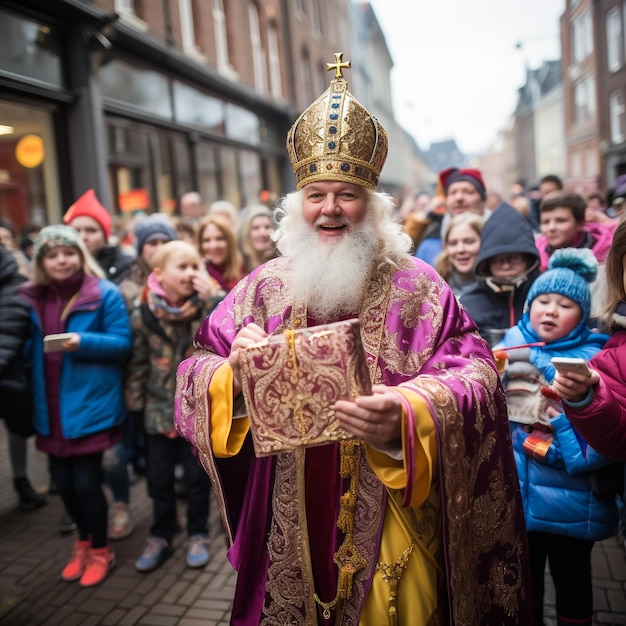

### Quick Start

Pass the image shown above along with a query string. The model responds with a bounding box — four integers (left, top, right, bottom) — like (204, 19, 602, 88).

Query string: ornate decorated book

(239, 319, 372, 457)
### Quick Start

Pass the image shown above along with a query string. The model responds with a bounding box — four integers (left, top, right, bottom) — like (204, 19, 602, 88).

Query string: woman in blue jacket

(19, 225, 131, 588)
(495, 248, 620, 626)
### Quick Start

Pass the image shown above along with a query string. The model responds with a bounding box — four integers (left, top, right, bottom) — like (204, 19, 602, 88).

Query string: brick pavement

(1, 425, 625, 625)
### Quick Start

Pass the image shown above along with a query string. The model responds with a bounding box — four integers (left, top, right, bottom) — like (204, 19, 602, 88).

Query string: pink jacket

(564, 318, 626, 461)
(535, 221, 617, 271)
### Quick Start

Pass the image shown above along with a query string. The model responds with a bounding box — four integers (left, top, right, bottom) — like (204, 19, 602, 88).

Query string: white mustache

(316, 218, 349, 227)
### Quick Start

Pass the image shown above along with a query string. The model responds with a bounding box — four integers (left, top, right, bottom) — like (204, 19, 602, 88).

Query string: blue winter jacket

(497, 322, 618, 541)
(512, 418, 619, 541)
(22, 277, 132, 439)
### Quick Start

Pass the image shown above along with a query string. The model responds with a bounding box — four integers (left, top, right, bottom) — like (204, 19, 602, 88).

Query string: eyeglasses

(490, 254, 526, 267)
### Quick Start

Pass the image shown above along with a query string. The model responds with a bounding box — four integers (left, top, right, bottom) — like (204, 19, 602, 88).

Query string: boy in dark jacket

(460, 203, 541, 346)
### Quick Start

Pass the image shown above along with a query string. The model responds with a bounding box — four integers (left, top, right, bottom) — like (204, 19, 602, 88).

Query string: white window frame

(610, 90, 626, 144)
(267, 22, 283, 100)
(114, 0, 148, 31)
(249, 2, 268, 94)
(607, 7, 622, 72)
(572, 8, 593, 62)
(213, 0, 237, 79)
(179, 0, 205, 61)
(574, 74, 596, 123)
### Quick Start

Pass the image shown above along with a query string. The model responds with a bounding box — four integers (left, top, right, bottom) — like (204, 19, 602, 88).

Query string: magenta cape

(175, 256, 535, 625)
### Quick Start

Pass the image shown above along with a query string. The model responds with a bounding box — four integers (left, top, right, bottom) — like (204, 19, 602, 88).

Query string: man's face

(540, 208, 583, 250)
(302, 181, 368, 244)
(69, 215, 106, 256)
(446, 181, 484, 216)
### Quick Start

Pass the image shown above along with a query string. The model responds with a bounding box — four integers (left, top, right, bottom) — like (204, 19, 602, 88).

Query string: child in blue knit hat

(494, 247, 620, 626)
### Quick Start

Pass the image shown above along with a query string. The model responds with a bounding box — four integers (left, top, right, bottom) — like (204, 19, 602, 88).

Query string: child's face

(529, 293, 582, 342)
(154, 249, 199, 303)
(540, 208, 583, 250)
(42, 246, 82, 281)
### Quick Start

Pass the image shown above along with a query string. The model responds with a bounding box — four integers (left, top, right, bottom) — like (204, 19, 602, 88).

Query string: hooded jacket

(460, 204, 540, 345)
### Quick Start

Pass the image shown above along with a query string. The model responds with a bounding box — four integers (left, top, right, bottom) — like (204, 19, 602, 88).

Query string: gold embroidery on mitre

(286, 52, 388, 190)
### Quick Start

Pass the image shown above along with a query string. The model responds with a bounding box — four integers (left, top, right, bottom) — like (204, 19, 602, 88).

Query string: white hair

(273, 188, 412, 268)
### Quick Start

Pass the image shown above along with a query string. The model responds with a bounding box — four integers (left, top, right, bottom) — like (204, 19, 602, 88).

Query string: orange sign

(15, 134, 45, 168)
(119, 189, 150, 212)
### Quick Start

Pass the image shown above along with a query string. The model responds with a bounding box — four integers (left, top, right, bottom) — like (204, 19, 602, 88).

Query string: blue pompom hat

(524, 247, 597, 325)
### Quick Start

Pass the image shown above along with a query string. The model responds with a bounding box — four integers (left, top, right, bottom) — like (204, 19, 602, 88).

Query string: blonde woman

(435, 212, 483, 296)
(238, 205, 277, 272)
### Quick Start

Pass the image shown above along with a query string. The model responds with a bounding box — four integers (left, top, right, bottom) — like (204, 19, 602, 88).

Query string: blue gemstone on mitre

(331, 103, 339, 109)
(309, 164, 317, 172)
(328, 141, 336, 149)
(329, 126, 337, 134)
(341, 162, 350, 172)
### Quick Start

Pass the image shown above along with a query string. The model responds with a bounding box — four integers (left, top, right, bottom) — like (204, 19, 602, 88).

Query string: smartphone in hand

(550, 357, 592, 378)
(43, 333, 73, 353)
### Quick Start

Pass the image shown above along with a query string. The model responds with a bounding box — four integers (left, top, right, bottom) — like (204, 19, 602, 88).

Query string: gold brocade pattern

(404, 370, 527, 624)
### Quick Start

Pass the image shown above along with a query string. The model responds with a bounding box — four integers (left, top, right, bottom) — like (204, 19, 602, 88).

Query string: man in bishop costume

(175, 54, 535, 626)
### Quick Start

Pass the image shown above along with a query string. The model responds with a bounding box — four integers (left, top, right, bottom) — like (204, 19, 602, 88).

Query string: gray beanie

(134, 215, 177, 252)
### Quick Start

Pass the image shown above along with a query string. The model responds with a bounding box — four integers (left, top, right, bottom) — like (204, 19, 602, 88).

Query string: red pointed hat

(438, 167, 486, 200)
(63, 189, 112, 241)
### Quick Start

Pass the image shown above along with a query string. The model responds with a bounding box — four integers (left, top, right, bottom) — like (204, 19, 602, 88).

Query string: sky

(366, 0, 565, 155)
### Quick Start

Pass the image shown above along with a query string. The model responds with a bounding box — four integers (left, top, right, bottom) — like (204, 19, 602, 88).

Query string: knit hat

(524, 248, 597, 324)
(134, 214, 177, 252)
(63, 189, 112, 241)
(34, 225, 83, 261)
(438, 167, 486, 200)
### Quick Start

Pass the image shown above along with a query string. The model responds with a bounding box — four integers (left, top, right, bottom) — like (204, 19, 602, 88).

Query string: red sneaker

(61, 540, 90, 581)
(79, 547, 115, 587)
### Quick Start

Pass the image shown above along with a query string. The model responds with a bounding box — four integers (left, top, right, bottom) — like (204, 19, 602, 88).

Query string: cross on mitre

(327, 52, 351, 79)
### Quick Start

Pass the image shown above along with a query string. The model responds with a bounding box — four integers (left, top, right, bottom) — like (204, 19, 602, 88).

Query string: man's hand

(335, 385, 403, 447)
(552, 369, 600, 403)
(228, 323, 267, 396)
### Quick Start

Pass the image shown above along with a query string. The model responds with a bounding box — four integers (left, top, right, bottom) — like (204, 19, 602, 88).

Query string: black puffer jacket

(96, 244, 135, 285)
(0, 246, 33, 435)
(460, 204, 541, 346)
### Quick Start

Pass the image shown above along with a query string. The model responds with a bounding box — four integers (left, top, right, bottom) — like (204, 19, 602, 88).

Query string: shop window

(239, 150, 262, 207)
(196, 142, 220, 207)
(105, 118, 189, 215)
(0, 100, 61, 228)
(220, 146, 242, 209)
(99, 60, 173, 120)
(0, 9, 64, 88)
(173, 81, 225, 134)
(225, 104, 260, 145)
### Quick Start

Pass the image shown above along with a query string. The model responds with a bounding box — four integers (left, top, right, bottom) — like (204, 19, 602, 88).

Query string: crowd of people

(0, 191, 279, 587)
(1, 54, 625, 625)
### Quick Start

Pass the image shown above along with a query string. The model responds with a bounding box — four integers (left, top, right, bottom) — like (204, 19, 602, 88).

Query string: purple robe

(175, 255, 535, 625)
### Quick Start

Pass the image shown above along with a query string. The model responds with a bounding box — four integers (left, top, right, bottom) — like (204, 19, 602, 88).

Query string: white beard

(277, 212, 379, 320)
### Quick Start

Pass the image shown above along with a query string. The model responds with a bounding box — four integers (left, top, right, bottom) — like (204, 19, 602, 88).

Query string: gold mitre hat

(286, 53, 388, 190)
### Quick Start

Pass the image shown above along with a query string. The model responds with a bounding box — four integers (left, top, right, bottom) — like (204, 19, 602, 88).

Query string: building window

(574, 74, 596, 123)
(607, 7, 622, 72)
(115, 0, 147, 30)
(179, 0, 204, 59)
(572, 8, 593, 62)
(301, 49, 313, 107)
(610, 90, 626, 144)
(307, 0, 321, 34)
(249, 2, 268, 93)
(267, 22, 283, 100)
(585, 146, 596, 177)
(213, 0, 233, 76)
(571, 150, 582, 178)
